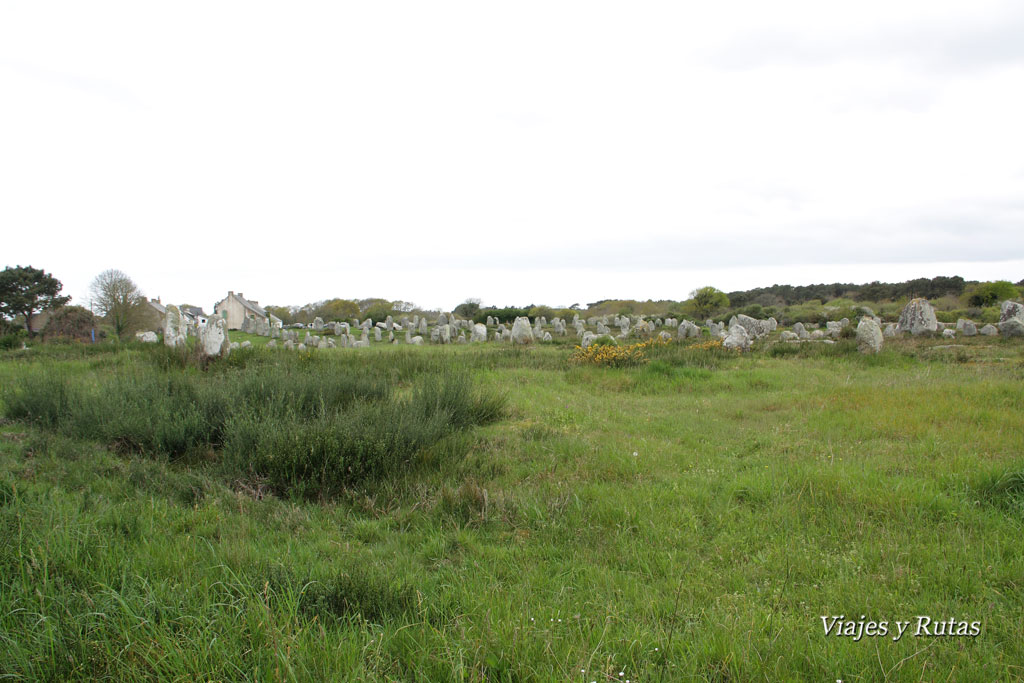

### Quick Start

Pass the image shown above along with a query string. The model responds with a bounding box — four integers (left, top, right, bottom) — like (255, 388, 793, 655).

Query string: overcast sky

(2, 1, 1022, 311)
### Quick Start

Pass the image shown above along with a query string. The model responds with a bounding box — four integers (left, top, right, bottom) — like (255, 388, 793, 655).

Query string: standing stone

(999, 318, 1024, 337)
(883, 323, 898, 338)
(137, 331, 159, 343)
(942, 329, 957, 339)
(856, 317, 883, 354)
(793, 322, 809, 340)
(438, 312, 448, 326)
(736, 314, 769, 339)
(164, 305, 187, 348)
(1000, 300, 1024, 324)
(961, 320, 977, 336)
(780, 331, 798, 341)
(723, 324, 751, 351)
(511, 316, 535, 344)
(200, 315, 231, 358)
(471, 323, 487, 342)
(897, 298, 938, 336)
(980, 324, 998, 336)
(374, 327, 382, 342)
(678, 320, 700, 339)
(999, 300, 1024, 337)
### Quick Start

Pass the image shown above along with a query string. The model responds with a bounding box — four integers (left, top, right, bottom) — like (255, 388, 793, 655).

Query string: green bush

(963, 281, 1020, 308)
(0, 329, 27, 350)
(2, 352, 505, 497)
(737, 304, 764, 319)
(475, 307, 528, 324)
(41, 306, 98, 342)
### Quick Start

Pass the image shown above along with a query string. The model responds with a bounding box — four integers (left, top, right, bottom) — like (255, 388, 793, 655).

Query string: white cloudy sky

(2, 1, 1023, 311)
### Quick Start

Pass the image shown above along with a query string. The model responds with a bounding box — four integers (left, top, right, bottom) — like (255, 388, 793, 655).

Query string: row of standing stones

(138, 300, 1024, 358)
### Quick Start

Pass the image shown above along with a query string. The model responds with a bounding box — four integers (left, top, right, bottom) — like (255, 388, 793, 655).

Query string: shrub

(476, 307, 529, 324)
(738, 304, 764, 319)
(568, 337, 667, 368)
(645, 338, 738, 369)
(963, 281, 1020, 308)
(1, 354, 505, 497)
(0, 329, 28, 350)
(41, 306, 98, 342)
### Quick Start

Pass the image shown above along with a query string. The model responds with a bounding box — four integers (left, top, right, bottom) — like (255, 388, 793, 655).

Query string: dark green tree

(687, 286, 730, 320)
(0, 265, 71, 334)
(453, 298, 482, 318)
(964, 281, 1020, 308)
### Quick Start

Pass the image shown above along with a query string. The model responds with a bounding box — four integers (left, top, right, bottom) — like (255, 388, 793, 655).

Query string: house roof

(147, 299, 167, 315)
(216, 292, 267, 319)
(181, 305, 207, 318)
(236, 294, 266, 318)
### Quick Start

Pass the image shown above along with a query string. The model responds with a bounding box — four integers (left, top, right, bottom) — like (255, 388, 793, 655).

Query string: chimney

(229, 291, 234, 297)
(238, 293, 243, 299)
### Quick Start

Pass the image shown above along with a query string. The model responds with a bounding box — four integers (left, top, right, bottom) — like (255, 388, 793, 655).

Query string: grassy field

(1, 334, 1023, 681)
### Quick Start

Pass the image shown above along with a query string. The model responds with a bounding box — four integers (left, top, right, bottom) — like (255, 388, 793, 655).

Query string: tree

(964, 280, 1020, 308)
(314, 298, 361, 321)
(0, 265, 71, 334)
(687, 286, 730, 320)
(89, 269, 145, 339)
(453, 298, 482, 318)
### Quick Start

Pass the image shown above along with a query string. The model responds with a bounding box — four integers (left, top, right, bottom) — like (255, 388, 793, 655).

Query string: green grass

(1, 336, 1023, 680)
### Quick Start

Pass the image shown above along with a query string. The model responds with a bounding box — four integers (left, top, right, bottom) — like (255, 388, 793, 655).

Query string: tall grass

(2, 351, 505, 496)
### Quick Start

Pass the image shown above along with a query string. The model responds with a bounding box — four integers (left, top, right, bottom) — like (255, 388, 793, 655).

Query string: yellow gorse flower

(568, 335, 668, 368)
